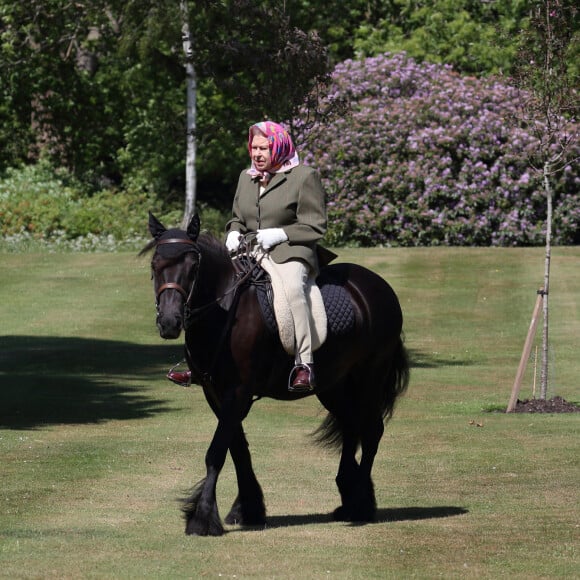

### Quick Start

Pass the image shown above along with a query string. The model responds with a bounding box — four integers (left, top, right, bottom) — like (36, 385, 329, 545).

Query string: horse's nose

(157, 312, 183, 339)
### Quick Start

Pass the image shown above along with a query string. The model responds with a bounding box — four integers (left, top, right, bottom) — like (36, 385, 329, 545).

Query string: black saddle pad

(253, 266, 355, 338)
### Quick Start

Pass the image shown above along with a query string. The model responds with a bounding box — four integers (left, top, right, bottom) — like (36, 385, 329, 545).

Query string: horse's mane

(197, 231, 231, 265)
(138, 238, 157, 257)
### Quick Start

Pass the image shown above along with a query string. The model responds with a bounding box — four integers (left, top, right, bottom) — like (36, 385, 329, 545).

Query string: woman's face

(251, 134, 272, 172)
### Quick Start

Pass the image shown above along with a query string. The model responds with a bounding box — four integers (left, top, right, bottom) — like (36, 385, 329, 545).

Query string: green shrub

(62, 189, 156, 240)
(0, 162, 230, 251)
(0, 162, 80, 237)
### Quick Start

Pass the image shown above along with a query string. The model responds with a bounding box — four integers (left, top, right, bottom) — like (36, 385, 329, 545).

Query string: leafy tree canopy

(0, 0, 576, 218)
(0, 0, 332, 205)
(348, 0, 531, 75)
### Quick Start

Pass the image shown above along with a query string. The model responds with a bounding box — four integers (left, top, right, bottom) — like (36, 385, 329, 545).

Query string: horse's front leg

(182, 393, 239, 536)
(224, 424, 266, 527)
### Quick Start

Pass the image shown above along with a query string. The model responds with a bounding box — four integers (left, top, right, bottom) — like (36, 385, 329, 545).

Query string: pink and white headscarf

(246, 121, 300, 181)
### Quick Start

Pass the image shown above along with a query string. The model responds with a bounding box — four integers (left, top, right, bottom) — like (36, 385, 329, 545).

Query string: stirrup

(288, 363, 315, 393)
(166, 361, 191, 387)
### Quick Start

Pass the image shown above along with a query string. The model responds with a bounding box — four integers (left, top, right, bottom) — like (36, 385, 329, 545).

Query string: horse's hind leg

(334, 415, 383, 522)
(333, 432, 360, 521)
(326, 370, 385, 523)
(356, 415, 384, 520)
(318, 388, 368, 522)
(224, 425, 266, 526)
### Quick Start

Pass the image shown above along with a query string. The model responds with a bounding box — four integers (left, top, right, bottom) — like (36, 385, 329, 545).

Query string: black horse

(143, 212, 409, 536)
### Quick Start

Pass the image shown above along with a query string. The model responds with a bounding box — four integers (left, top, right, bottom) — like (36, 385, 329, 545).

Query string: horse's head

(147, 212, 201, 339)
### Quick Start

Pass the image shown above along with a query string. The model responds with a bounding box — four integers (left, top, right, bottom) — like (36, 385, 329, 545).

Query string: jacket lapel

(261, 172, 287, 197)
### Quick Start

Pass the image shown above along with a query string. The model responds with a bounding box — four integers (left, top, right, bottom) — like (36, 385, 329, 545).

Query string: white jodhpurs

(259, 254, 315, 365)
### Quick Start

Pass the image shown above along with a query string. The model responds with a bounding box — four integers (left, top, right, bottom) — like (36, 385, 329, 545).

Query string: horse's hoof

(332, 505, 376, 523)
(224, 512, 240, 525)
(225, 509, 266, 527)
(185, 518, 224, 536)
(225, 497, 267, 526)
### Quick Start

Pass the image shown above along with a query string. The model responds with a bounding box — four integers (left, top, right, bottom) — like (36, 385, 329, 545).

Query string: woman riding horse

(169, 121, 328, 392)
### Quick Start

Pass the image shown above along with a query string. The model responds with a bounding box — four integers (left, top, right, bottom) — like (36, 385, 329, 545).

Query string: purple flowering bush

(299, 53, 579, 246)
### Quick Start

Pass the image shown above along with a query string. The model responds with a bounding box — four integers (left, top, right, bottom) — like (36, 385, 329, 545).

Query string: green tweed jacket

(225, 164, 327, 272)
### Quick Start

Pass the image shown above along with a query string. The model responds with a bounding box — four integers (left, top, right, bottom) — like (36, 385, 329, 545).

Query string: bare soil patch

(512, 396, 580, 413)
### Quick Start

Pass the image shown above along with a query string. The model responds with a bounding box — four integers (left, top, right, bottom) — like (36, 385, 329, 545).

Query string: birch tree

(180, 0, 197, 226)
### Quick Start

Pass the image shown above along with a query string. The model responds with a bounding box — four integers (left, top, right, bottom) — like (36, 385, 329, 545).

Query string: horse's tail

(313, 335, 410, 451)
(313, 413, 343, 450)
(381, 335, 410, 423)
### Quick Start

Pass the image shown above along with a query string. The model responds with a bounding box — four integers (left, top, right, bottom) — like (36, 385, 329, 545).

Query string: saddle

(234, 255, 355, 354)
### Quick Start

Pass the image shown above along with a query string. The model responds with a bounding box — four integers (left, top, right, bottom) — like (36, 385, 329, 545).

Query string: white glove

(226, 231, 242, 253)
(256, 228, 288, 250)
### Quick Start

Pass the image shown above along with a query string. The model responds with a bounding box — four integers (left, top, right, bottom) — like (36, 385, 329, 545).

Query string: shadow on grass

(234, 506, 468, 532)
(0, 335, 184, 430)
(408, 348, 474, 369)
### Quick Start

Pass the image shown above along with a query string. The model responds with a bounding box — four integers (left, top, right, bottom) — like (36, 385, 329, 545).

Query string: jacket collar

(256, 171, 287, 196)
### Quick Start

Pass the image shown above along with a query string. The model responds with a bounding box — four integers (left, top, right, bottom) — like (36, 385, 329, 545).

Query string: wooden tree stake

(506, 289, 545, 413)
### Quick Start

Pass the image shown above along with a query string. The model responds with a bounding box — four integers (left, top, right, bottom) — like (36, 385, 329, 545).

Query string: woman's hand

(226, 231, 242, 253)
(256, 228, 288, 250)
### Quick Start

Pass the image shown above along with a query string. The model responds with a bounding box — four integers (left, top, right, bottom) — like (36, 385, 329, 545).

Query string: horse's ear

(187, 213, 201, 241)
(148, 212, 166, 240)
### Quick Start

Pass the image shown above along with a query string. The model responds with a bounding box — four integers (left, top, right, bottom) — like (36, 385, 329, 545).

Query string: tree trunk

(540, 161, 552, 399)
(180, 0, 197, 227)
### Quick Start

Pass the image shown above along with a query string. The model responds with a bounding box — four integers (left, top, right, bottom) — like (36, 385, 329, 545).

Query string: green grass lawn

(0, 247, 578, 579)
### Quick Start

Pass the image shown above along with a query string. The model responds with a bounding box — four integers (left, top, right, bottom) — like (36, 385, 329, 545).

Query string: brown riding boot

(288, 363, 315, 393)
(166, 368, 192, 387)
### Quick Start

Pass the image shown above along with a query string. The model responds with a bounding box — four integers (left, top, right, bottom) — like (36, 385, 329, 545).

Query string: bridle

(154, 237, 200, 309)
